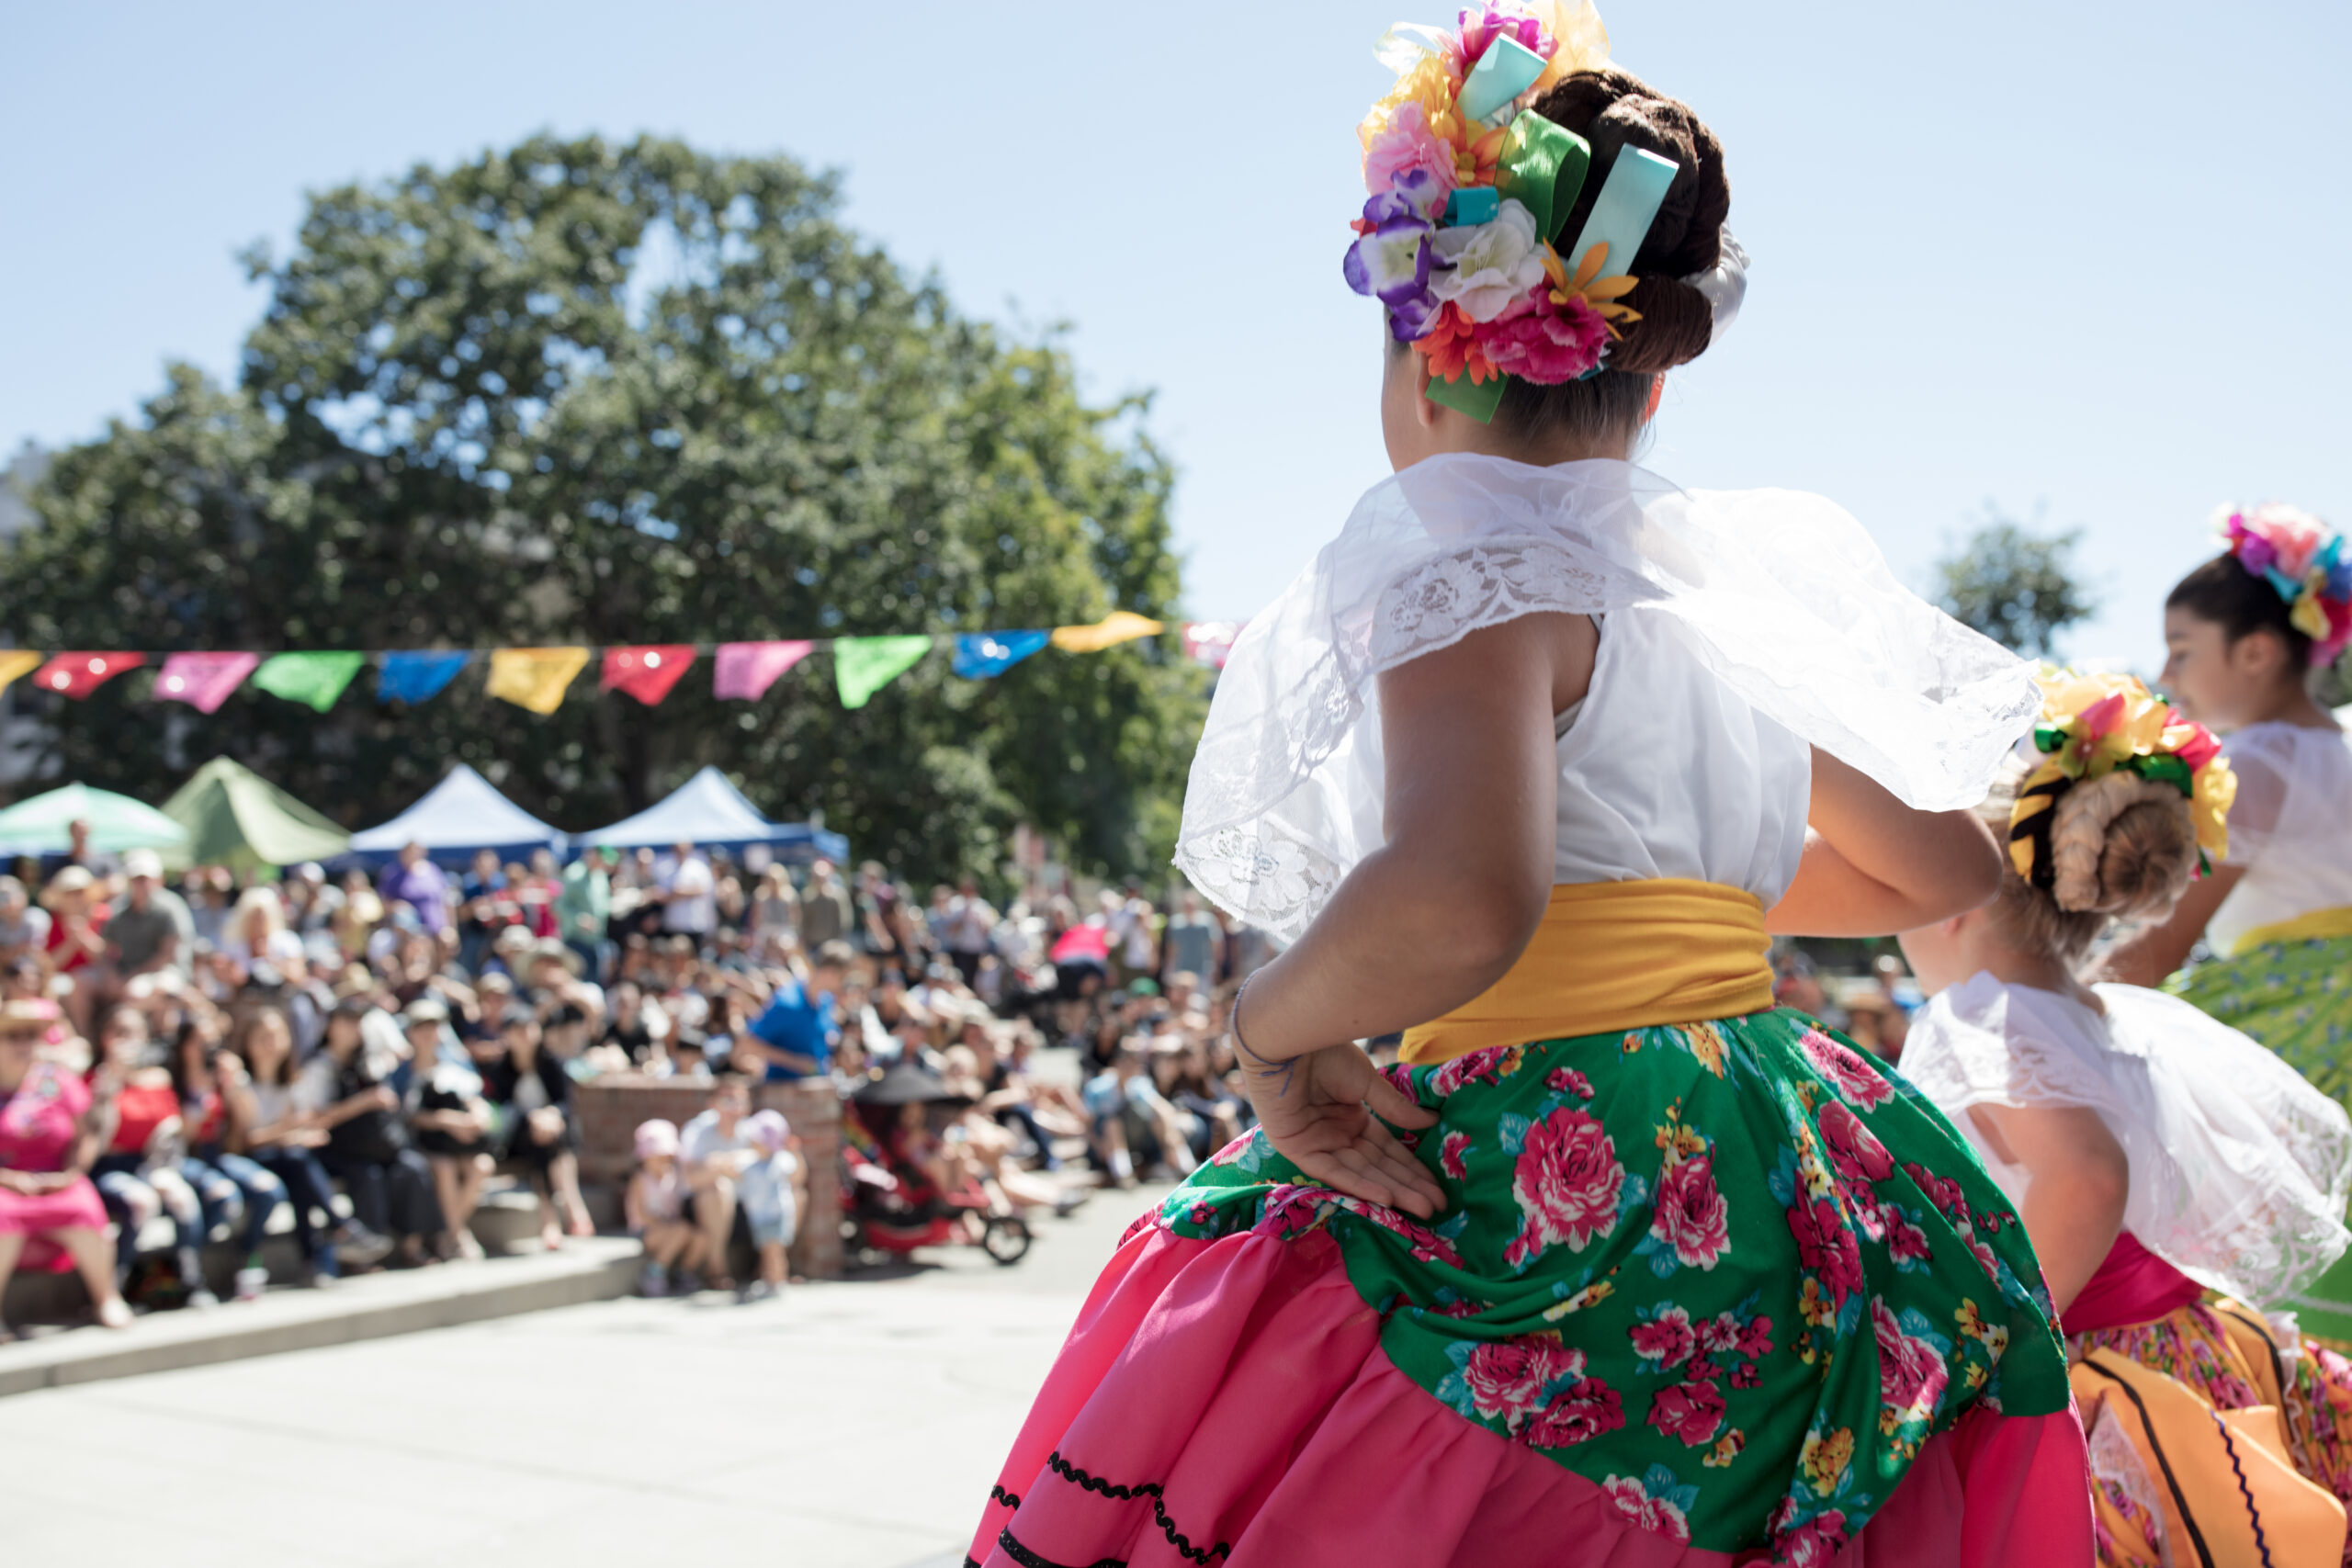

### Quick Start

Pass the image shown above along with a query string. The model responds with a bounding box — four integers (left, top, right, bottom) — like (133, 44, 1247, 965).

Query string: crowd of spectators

(0, 815, 1289, 1336)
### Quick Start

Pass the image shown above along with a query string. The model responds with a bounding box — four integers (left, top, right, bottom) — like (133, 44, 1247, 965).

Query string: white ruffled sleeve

(1173, 456, 2038, 941)
(2219, 727, 2296, 867)
(1903, 975, 2352, 1304)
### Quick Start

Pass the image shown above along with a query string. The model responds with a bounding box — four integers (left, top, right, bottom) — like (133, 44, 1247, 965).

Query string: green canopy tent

(159, 758, 351, 871)
(0, 782, 190, 856)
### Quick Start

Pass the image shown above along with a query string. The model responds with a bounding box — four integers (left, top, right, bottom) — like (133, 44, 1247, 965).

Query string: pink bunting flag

(714, 640, 814, 701)
(1182, 621, 1245, 671)
(154, 651, 260, 714)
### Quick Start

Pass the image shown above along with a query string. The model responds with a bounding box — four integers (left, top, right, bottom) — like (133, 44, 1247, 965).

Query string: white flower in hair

(1428, 199, 1546, 322)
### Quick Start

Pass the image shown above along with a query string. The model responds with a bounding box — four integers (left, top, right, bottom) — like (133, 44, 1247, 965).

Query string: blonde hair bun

(2047, 772, 2199, 919)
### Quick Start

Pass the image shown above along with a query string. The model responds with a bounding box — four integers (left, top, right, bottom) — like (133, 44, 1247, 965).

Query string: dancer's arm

(1232, 613, 1576, 1060)
(1767, 750, 2005, 936)
(1967, 1102, 2127, 1313)
(1230, 614, 1587, 1219)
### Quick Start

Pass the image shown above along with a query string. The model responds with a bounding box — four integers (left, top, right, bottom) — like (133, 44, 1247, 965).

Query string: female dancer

(1902, 669, 2352, 1567)
(969, 9, 2087, 1564)
(2106, 505, 2352, 1099)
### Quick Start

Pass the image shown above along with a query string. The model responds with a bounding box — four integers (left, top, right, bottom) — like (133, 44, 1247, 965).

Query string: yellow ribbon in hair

(1399, 879, 1775, 1065)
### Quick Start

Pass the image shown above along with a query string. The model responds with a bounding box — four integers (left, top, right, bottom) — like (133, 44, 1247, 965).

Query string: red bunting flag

(601, 645, 696, 705)
(33, 651, 146, 698)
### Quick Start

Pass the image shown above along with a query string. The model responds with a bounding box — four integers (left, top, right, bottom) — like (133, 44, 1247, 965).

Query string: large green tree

(2, 136, 1204, 883)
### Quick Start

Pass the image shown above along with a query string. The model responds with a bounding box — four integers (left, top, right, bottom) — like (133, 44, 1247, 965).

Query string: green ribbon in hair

(1495, 111, 1591, 245)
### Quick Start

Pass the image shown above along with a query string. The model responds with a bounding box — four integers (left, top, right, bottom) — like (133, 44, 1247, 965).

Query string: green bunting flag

(832, 636, 933, 709)
(251, 650, 367, 713)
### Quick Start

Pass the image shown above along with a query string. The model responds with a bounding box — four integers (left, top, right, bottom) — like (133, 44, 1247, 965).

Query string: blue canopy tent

(575, 766, 848, 864)
(345, 763, 566, 866)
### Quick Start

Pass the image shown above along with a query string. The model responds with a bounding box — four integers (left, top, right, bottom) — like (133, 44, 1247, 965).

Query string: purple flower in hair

(1344, 169, 1453, 341)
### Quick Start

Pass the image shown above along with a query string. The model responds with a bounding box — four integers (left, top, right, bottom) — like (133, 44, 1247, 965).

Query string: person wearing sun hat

(0, 998, 133, 1332)
(965, 6, 2087, 1562)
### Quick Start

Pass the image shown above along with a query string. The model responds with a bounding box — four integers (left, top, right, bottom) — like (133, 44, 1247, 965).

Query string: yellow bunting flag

(1050, 612, 1166, 653)
(0, 650, 40, 695)
(485, 647, 590, 715)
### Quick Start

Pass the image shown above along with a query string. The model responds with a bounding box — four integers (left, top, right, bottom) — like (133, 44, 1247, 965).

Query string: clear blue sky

(4, 0, 2346, 671)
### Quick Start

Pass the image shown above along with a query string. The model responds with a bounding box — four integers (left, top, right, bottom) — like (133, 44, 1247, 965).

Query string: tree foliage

(0, 135, 1204, 883)
(1931, 505, 2098, 658)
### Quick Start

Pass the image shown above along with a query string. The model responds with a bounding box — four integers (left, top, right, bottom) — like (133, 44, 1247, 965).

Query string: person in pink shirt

(0, 998, 131, 1332)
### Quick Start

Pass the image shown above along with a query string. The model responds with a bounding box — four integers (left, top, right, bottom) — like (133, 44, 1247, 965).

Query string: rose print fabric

(1137, 1008, 2074, 1559)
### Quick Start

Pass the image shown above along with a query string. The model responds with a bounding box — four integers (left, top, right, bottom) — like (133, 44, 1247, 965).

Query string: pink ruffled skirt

(969, 1224, 2090, 1567)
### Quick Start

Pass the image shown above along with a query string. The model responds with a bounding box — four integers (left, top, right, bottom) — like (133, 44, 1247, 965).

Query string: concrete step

(0, 1236, 641, 1399)
(5, 1184, 552, 1325)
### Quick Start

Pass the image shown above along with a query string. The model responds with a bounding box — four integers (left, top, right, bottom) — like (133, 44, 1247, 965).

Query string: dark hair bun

(1531, 67, 1729, 375)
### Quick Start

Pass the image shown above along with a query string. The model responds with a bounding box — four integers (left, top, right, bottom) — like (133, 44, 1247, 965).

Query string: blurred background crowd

(0, 827, 1327, 1334)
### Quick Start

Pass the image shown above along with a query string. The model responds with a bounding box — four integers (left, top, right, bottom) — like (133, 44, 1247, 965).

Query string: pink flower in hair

(1480, 288, 1610, 383)
(1363, 102, 1461, 199)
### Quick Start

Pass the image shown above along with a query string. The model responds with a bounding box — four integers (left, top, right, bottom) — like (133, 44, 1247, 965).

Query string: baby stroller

(842, 1064, 1031, 1267)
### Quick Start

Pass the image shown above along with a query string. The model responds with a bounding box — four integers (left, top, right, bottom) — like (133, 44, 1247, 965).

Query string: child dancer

(970, 7, 2087, 1563)
(2106, 504, 2352, 1106)
(1902, 670, 2352, 1567)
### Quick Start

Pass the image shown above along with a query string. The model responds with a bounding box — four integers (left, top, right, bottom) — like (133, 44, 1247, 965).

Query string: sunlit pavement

(0, 1182, 1175, 1568)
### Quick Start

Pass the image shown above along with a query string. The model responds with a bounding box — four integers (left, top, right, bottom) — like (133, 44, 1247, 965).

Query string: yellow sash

(1398, 879, 1776, 1066)
(2230, 906, 2352, 959)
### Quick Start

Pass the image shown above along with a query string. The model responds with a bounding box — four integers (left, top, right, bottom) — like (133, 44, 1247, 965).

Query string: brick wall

(575, 1076, 842, 1280)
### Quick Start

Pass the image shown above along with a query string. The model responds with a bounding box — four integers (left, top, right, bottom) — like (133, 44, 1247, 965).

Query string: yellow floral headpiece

(2007, 669, 2234, 906)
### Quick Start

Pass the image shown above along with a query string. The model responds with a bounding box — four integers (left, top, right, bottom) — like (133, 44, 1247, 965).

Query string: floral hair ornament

(2007, 668, 2235, 908)
(2217, 502, 2352, 667)
(1343, 3, 1746, 421)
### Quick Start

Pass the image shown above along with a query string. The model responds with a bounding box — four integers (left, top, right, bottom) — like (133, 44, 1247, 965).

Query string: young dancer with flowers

(1901, 670, 2352, 1568)
(2105, 507, 2352, 1105)
(968, 7, 2088, 1564)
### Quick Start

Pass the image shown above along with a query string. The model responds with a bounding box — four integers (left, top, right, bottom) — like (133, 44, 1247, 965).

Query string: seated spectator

(0, 875, 52, 970)
(218, 885, 287, 974)
(304, 999, 443, 1269)
(88, 1005, 220, 1308)
(1165, 1037, 1246, 1159)
(224, 1007, 371, 1283)
(625, 1119, 703, 1297)
(40, 867, 107, 1032)
(471, 1009, 593, 1248)
(736, 1109, 798, 1303)
(598, 980, 669, 1068)
(750, 864, 799, 962)
(734, 942, 852, 1081)
(0, 998, 130, 1331)
(679, 1076, 756, 1292)
(169, 1013, 287, 1302)
(403, 998, 492, 1261)
(522, 941, 604, 1031)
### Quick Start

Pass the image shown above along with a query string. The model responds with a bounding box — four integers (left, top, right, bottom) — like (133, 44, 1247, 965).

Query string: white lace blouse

(1900, 973, 2352, 1304)
(1172, 457, 2035, 942)
(2211, 721, 2352, 955)
(1551, 612, 1808, 899)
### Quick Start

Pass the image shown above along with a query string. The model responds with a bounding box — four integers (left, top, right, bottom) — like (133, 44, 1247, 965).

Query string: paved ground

(0, 1182, 1170, 1568)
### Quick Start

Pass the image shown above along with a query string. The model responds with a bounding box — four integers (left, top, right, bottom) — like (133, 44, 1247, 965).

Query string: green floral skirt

(1141, 1008, 2075, 1557)
(2169, 933, 2352, 1111)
